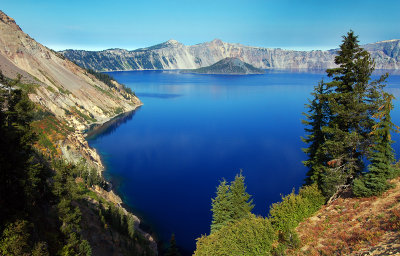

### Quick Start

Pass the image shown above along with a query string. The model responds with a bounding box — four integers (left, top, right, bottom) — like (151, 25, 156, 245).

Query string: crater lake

(87, 69, 400, 255)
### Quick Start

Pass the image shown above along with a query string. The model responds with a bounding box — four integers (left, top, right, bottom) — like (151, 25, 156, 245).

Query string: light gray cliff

(61, 39, 400, 71)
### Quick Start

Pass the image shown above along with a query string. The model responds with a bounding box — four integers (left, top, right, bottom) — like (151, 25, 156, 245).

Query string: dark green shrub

(353, 175, 392, 197)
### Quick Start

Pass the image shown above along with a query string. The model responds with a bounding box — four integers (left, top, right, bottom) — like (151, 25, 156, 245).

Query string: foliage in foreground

(270, 185, 325, 232)
(195, 175, 325, 255)
(0, 73, 89, 255)
(195, 215, 276, 256)
(210, 172, 254, 233)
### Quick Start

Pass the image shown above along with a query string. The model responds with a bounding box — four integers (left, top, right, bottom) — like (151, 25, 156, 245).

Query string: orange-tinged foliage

(31, 114, 71, 157)
(296, 178, 400, 255)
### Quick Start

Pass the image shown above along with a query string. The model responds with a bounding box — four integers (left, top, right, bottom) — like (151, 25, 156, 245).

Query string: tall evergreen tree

(302, 81, 330, 185)
(322, 30, 376, 197)
(210, 179, 232, 233)
(302, 31, 393, 198)
(229, 171, 254, 220)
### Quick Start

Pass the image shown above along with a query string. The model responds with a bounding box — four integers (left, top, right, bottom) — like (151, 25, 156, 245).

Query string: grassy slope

(296, 178, 400, 255)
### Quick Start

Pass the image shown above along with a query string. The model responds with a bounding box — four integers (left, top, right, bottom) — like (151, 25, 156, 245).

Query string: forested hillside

(0, 10, 159, 255)
(0, 74, 156, 255)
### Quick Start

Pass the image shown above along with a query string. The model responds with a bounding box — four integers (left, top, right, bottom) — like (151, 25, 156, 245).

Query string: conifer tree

(229, 171, 254, 220)
(165, 233, 181, 256)
(302, 81, 330, 185)
(127, 215, 135, 239)
(302, 31, 393, 198)
(210, 180, 232, 233)
(210, 172, 255, 233)
(0, 73, 50, 226)
(369, 92, 397, 178)
(322, 30, 377, 197)
(353, 92, 398, 196)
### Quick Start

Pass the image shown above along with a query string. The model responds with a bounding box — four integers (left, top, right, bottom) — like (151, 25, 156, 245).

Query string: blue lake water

(87, 69, 400, 255)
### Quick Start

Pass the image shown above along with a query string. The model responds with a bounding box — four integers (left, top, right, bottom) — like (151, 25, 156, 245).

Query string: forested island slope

(183, 57, 265, 74)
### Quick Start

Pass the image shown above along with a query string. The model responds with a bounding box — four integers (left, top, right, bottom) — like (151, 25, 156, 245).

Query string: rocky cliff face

(0, 10, 142, 168)
(62, 38, 400, 71)
(363, 39, 400, 69)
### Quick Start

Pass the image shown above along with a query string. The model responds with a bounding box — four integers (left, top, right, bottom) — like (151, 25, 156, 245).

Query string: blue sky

(2, 0, 400, 51)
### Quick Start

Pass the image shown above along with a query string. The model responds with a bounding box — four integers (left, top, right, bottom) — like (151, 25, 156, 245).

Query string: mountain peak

(0, 10, 22, 31)
(166, 39, 180, 44)
(165, 39, 183, 47)
(211, 38, 224, 45)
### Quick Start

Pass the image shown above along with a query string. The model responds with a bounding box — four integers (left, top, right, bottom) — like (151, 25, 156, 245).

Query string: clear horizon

(2, 0, 400, 51)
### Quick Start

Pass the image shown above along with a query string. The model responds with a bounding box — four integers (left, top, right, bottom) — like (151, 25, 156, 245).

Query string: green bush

(299, 183, 326, 212)
(269, 190, 308, 232)
(195, 183, 325, 255)
(194, 215, 276, 256)
(0, 220, 32, 255)
(269, 184, 324, 231)
(268, 184, 324, 251)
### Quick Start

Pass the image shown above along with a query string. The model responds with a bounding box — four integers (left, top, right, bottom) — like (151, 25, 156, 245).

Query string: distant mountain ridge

(61, 38, 400, 71)
(184, 57, 265, 74)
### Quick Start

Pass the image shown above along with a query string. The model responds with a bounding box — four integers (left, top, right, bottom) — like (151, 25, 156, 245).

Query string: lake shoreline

(80, 102, 159, 253)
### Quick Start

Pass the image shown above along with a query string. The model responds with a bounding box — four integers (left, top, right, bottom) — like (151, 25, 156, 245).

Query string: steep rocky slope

(184, 57, 265, 74)
(62, 38, 400, 71)
(0, 10, 157, 254)
(0, 10, 141, 168)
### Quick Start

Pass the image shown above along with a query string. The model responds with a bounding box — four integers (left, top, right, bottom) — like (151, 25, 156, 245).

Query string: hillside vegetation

(0, 10, 157, 256)
(297, 177, 400, 255)
(0, 75, 156, 255)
